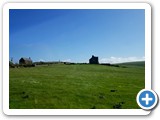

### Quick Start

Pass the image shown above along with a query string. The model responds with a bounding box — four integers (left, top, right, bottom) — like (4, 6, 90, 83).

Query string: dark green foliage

(9, 61, 15, 68)
(110, 90, 117, 92)
(91, 105, 96, 109)
(113, 102, 125, 109)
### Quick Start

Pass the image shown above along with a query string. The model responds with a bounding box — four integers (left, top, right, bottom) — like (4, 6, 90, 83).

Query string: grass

(117, 61, 145, 67)
(9, 62, 145, 109)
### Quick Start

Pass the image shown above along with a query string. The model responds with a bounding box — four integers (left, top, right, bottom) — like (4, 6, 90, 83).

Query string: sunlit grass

(9, 62, 144, 109)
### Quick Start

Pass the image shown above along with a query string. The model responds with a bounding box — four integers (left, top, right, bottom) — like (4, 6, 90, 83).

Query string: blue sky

(9, 9, 145, 63)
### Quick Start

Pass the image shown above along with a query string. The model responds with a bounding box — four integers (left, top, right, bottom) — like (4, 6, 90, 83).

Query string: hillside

(116, 61, 145, 67)
(9, 64, 144, 109)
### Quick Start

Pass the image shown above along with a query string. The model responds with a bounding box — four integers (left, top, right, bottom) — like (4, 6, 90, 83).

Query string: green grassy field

(9, 62, 145, 109)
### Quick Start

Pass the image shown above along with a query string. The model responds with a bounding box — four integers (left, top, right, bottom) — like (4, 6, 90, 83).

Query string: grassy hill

(116, 61, 145, 67)
(9, 62, 145, 109)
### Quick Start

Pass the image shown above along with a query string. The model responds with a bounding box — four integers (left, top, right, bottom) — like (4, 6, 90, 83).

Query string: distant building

(19, 57, 32, 65)
(9, 61, 15, 68)
(89, 55, 99, 64)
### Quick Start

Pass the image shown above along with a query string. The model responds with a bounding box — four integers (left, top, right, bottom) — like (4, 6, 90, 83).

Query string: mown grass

(9, 62, 145, 109)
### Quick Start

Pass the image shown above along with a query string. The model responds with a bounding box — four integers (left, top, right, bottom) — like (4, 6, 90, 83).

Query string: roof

(20, 57, 32, 61)
(91, 55, 98, 59)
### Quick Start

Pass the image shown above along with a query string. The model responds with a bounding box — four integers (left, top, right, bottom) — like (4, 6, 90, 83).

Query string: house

(19, 57, 32, 65)
(89, 55, 99, 64)
(9, 61, 15, 68)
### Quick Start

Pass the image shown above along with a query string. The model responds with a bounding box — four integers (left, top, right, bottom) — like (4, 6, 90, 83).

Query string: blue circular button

(137, 89, 158, 110)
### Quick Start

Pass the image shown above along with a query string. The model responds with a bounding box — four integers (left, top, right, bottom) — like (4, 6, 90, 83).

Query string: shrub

(9, 61, 15, 68)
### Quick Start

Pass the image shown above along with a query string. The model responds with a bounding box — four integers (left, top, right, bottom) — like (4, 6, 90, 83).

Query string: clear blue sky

(9, 9, 145, 63)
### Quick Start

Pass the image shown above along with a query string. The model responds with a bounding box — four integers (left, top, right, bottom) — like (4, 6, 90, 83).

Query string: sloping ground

(116, 61, 145, 67)
(9, 64, 144, 109)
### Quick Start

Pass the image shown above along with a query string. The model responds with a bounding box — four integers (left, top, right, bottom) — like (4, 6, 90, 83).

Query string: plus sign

(141, 93, 153, 105)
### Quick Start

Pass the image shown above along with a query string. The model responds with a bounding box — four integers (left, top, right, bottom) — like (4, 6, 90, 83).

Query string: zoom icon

(137, 89, 158, 110)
